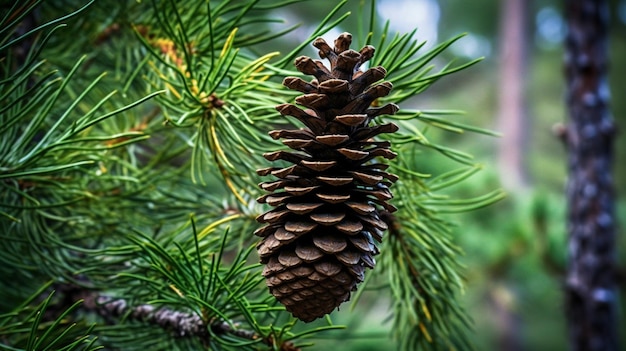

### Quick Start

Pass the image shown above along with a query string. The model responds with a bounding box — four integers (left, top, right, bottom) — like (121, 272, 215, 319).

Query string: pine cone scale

(256, 32, 398, 322)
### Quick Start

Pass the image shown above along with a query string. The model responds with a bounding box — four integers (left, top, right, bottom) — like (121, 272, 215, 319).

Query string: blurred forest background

(283, 0, 625, 350)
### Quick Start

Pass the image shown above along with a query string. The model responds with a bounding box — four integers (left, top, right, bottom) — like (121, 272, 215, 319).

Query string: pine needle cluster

(1, 1, 502, 350)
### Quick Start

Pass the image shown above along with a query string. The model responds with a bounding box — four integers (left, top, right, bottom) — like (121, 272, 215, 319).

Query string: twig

(50, 282, 299, 350)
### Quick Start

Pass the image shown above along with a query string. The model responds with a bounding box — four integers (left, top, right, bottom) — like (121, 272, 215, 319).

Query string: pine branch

(50, 283, 300, 350)
(2, 1, 504, 350)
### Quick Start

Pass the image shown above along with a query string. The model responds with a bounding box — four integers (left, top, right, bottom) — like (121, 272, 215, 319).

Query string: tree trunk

(563, 1, 618, 350)
(496, 0, 530, 191)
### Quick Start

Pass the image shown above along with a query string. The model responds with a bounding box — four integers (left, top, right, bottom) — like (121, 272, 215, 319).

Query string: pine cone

(255, 32, 399, 322)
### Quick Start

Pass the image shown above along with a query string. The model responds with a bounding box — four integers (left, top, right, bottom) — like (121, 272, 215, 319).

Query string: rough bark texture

(564, 1, 618, 350)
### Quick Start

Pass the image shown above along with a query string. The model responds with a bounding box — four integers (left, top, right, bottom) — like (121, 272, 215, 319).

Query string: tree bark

(563, 1, 618, 350)
(496, 0, 530, 191)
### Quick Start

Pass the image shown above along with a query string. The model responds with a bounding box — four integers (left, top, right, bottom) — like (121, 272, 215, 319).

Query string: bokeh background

(269, 0, 626, 349)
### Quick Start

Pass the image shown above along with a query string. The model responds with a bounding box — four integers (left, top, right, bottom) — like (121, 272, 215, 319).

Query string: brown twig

(49, 282, 299, 350)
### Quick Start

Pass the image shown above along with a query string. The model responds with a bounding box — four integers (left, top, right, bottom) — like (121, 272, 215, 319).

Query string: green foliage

(0, 284, 100, 351)
(0, 1, 502, 350)
(338, 18, 505, 349)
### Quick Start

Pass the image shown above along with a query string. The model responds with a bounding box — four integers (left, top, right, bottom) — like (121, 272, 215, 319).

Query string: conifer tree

(0, 1, 502, 350)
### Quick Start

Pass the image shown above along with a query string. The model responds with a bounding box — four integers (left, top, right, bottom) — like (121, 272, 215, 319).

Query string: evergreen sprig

(85, 221, 343, 350)
(136, 0, 317, 202)
(379, 153, 504, 350)
(0, 284, 99, 351)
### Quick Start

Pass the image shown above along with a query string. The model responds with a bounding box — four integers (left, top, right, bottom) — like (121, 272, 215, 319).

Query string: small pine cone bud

(255, 32, 399, 322)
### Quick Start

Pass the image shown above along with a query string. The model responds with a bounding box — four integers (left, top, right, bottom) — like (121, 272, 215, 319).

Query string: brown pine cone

(255, 32, 398, 322)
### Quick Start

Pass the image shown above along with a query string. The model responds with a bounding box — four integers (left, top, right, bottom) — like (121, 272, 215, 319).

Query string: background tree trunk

(492, 1, 530, 348)
(563, 1, 618, 350)
(496, 0, 530, 191)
